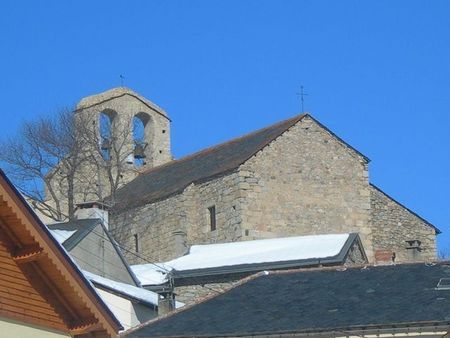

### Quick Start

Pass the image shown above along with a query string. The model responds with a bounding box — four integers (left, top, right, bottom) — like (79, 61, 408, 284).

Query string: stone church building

(50, 87, 440, 265)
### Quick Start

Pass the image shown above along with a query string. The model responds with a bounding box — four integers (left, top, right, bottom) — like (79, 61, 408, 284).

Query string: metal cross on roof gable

(296, 85, 308, 113)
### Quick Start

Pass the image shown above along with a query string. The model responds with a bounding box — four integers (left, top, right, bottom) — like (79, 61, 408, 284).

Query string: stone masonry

(45, 87, 172, 216)
(370, 184, 437, 262)
(110, 113, 438, 265)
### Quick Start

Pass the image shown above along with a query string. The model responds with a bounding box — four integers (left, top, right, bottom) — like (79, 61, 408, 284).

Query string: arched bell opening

(133, 112, 151, 166)
(99, 110, 117, 160)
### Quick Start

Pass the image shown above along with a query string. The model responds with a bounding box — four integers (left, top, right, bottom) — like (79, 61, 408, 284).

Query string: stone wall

(370, 184, 437, 262)
(112, 116, 373, 263)
(238, 116, 373, 259)
(175, 281, 238, 305)
(187, 172, 244, 245)
(111, 115, 438, 266)
(111, 171, 244, 263)
(111, 193, 187, 263)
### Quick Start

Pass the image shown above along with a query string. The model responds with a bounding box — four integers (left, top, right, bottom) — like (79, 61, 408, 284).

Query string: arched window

(99, 110, 116, 160)
(133, 112, 151, 166)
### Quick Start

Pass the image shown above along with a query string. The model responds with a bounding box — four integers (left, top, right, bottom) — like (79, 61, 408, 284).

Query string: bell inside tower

(99, 110, 117, 160)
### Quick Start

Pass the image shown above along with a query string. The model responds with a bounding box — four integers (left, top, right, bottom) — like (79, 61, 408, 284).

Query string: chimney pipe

(158, 290, 175, 316)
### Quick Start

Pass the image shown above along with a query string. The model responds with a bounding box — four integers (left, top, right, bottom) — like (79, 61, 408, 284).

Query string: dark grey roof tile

(125, 262, 450, 337)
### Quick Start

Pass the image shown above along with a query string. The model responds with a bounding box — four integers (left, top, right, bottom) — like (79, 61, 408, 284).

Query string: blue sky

(1, 1, 449, 252)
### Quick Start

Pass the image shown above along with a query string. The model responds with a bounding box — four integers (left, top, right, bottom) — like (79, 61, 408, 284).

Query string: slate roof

(124, 262, 450, 337)
(48, 218, 101, 250)
(48, 218, 142, 287)
(112, 114, 369, 212)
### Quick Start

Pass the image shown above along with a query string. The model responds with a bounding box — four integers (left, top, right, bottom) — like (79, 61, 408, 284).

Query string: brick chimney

(375, 250, 396, 265)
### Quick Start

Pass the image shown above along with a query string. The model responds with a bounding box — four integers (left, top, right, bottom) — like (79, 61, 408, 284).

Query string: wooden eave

(0, 171, 121, 337)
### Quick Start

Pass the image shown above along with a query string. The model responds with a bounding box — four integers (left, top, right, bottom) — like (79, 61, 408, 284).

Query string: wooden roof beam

(0, 217, 21, 247)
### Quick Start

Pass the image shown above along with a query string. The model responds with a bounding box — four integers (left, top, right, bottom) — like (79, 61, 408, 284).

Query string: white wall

(96, 288, 142, 330)
(0, 317, 69, 338)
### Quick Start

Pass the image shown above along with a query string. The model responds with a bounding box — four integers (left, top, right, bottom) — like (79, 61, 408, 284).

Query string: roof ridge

(139, 113, 306, 176)
(266, 260, 442, 276)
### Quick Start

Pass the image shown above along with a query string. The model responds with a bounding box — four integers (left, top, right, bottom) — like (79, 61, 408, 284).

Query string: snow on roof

(49, 229, 77, 244)
(83, 270, 159, 306)
(131, 263, 172, 285)
(132, 233, 351, 285)
(83, 270, 184, 308)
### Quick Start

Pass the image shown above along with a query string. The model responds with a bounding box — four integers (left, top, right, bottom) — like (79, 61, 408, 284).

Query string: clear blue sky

(1, 1, 449, 252)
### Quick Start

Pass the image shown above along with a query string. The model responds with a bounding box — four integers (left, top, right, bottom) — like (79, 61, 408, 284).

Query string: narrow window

(134, 234, 139, 253)
(208, 206, 216, 231)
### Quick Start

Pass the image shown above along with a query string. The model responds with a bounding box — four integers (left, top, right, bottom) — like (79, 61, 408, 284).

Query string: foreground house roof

(0, 169, 122, 337)
(112, 114, 369, 212)
(132, 233, 366, 286)
(124, 262, 450, 337)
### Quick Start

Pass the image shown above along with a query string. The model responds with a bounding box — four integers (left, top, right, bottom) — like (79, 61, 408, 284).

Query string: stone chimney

(75, 201, 110, 229)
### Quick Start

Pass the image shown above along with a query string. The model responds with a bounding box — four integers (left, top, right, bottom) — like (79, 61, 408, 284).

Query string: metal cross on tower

(120, 74, 125, 87)
(296, 86, 308, 113)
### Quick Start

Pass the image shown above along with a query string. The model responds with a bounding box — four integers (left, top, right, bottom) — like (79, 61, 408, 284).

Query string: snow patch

(83, 270, 183, 308)
(49, 229, 77, 244)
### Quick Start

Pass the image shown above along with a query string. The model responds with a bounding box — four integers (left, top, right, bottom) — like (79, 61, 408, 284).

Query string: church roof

(112, 114, 306, 211)
(123, 262, 450, 337)
(112, 114, 368, 212)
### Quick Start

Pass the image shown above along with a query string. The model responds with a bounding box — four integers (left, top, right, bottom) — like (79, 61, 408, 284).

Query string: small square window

(208, 206, 216, 231)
